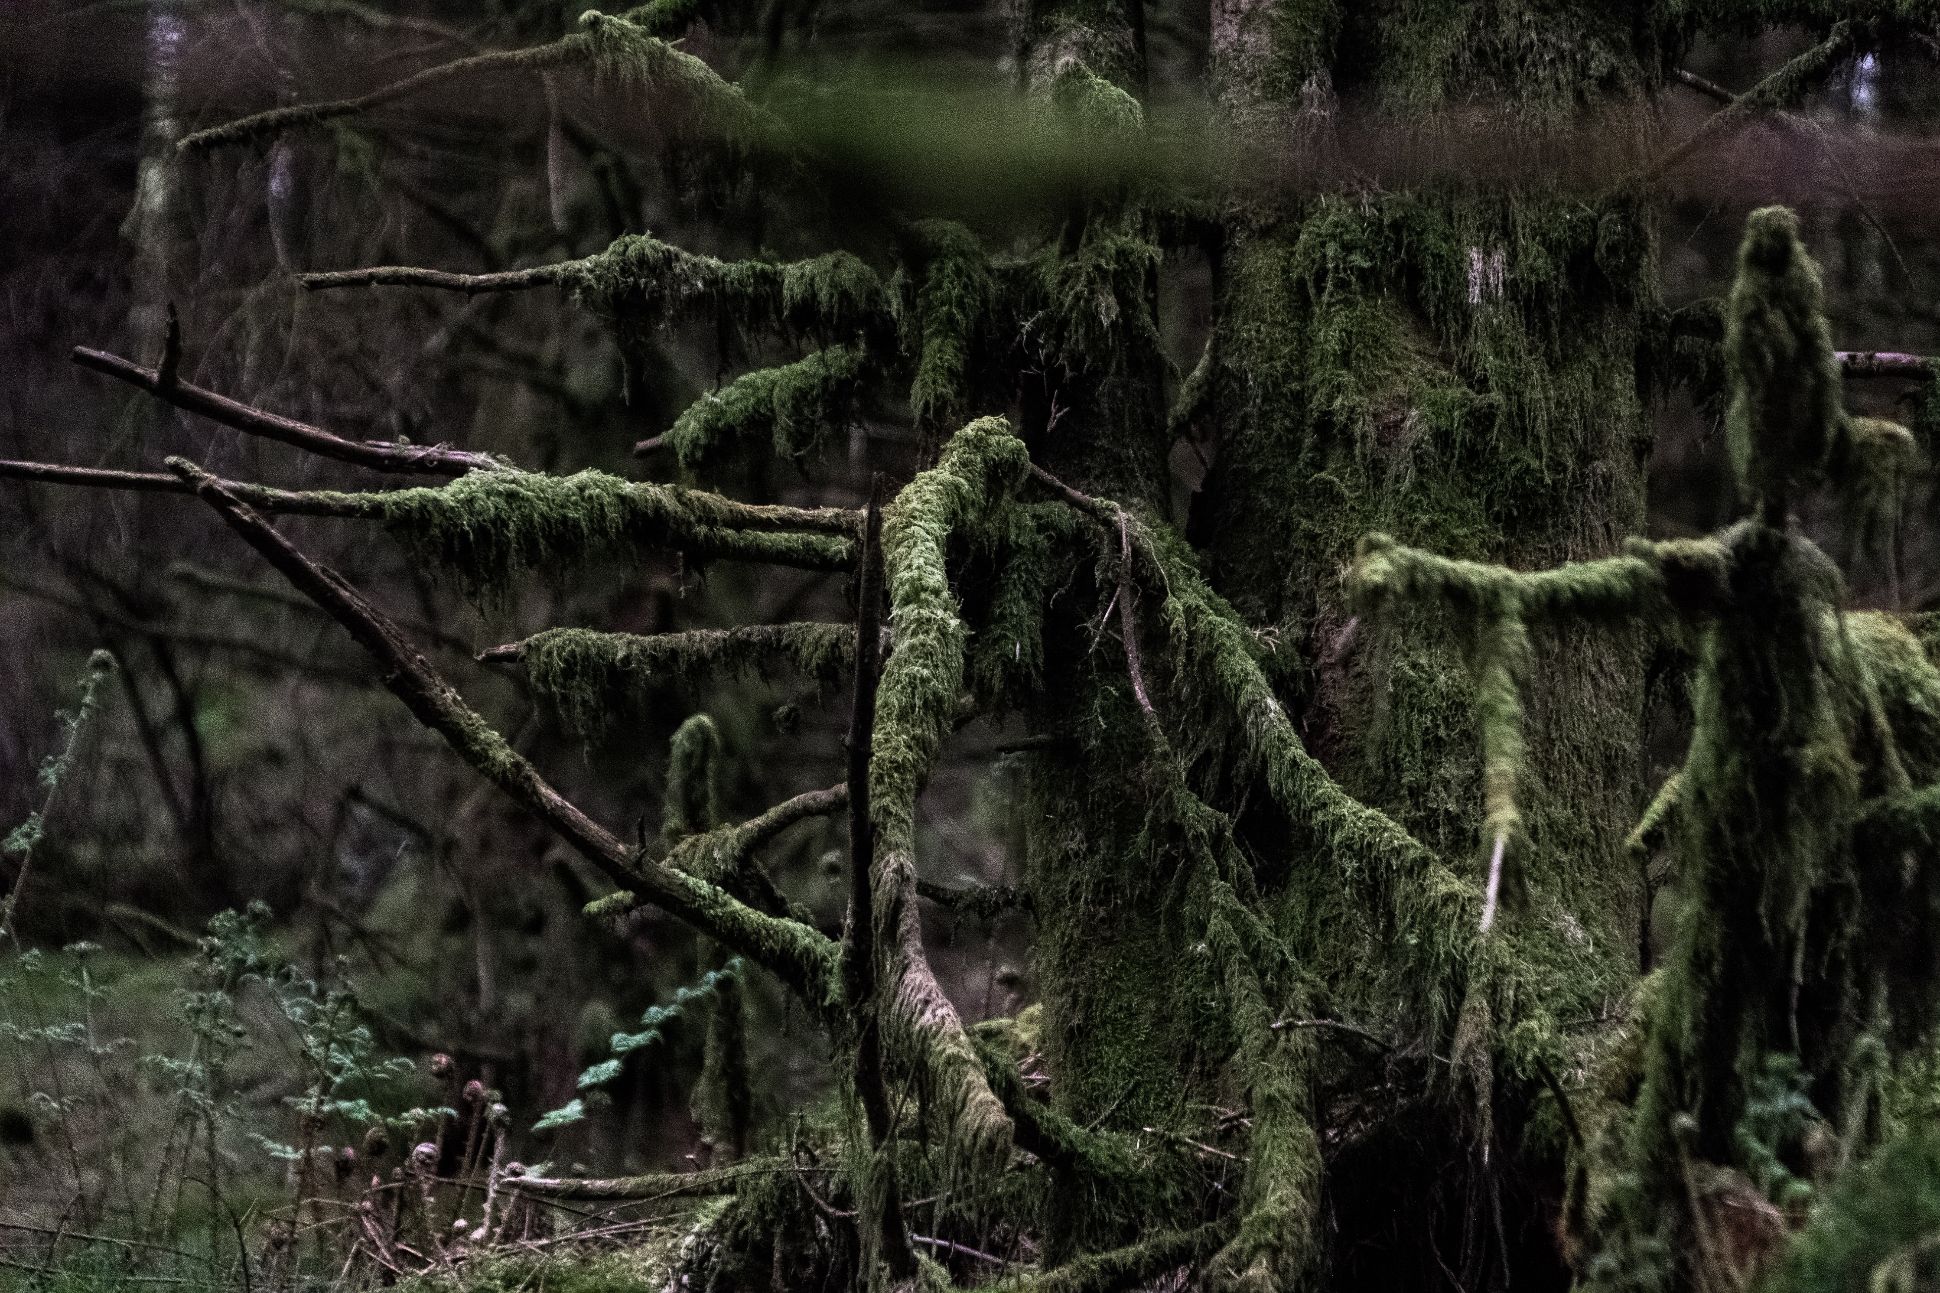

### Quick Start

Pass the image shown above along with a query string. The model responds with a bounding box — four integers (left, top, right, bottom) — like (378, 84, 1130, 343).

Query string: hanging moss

(521, 623, 854, 737)
(1336, 0, 1654, 126)
(1828, 415, 1919, 574)
(365, 468, 853, 593)
(576, 10, 764, 137)
(901, 220, 994, 435)
(561, 235, 887, 358)
(666, 346, 868, 472)
(662, 713, 724, 842)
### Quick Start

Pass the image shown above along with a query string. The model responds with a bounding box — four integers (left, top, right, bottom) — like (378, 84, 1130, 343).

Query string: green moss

(366, 468, 853, 592)
(870, 415, 1031, 1160)
(663, 713, 723, 841)
(1724, 206, 1843, 519)
(522, 623, 854, 737)
(561, 235, 886, 357)
(902, 220, 994, 435)
(1047, 62, 1144, 133)
(667, 346, 868, 471)
(1336, 0, 1652, 126)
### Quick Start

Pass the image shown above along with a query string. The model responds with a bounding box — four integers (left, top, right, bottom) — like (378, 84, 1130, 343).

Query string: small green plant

(1, 650, 116, 945)
(537, 955, 745, 1131)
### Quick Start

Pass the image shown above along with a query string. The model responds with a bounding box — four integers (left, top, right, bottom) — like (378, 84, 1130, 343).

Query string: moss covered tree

(10, 3, 1940, 1289)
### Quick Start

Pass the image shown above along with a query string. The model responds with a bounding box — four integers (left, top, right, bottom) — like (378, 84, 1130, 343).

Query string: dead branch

(72, 346, 498, 475)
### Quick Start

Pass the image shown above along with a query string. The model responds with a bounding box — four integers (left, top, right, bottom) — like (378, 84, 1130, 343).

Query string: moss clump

(666, 346, 868, 472)
(1724, 206, 1843, 520)
(522, 623, 854, 737)
(662, 713, 724, 842)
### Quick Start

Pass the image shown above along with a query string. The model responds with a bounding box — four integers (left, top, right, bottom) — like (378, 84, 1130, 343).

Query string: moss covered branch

(180, 10, 760, 153)
(663, 345, 870, 471)
(484, 623, 855, 734)
(164, 456, 842, 1007)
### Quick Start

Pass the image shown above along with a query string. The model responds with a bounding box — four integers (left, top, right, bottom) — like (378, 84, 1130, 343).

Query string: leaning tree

(9, 2, 1940, 1290)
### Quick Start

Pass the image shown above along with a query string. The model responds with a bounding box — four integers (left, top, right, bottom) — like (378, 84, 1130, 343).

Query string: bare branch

(1672, 67, 1734, 105)
(73, 346, 498, 476)
(0, 459, 393, 514)
(505, 1162, 767, 1202)
(1633, 23, 1854, 186)
(1839, 350, 1937, 379)
(1116, 509, 1157, 722)
(298, 264, 572, 295)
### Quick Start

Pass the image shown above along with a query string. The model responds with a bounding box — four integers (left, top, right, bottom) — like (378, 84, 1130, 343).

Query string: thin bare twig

(73, 345, 499, 476)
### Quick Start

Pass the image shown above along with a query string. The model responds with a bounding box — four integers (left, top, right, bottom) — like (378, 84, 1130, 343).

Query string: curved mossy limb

(560, 234, 888, 355)
(870, 416, 1032, 1164)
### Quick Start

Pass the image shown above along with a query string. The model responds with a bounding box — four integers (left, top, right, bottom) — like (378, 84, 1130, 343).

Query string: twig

(73, 346, 499, 476)
(1838, 350, 1936, 379)
(178, 36, 589, 152)
(298, 264, 571, 295)
(1268, 1016, 1393, 1052)
(915, 879, 1029, 919)
(1116, 509, 1157, 722)
(911, 1234, 1008, 1267)
(1531, 1055, 1586, 1151)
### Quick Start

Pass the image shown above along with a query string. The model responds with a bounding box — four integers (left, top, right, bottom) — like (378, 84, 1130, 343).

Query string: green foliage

(1, 650, 115, 939)
(548, 956, 745, 1129)
(1761, 1127, 1940, 1293)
